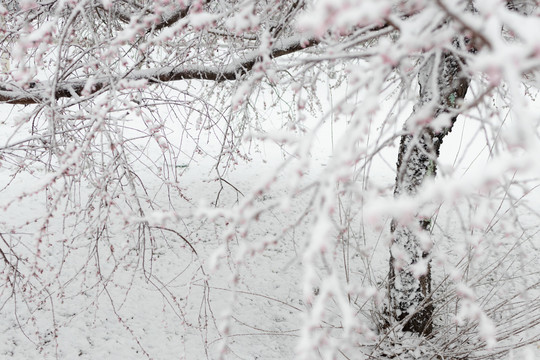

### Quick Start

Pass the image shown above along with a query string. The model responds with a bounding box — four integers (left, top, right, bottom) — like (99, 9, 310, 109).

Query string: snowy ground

(0, 86, 539, 360)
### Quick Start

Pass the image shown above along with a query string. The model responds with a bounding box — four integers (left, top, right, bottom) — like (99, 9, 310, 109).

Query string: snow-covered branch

(0, 36, 318, 105)
(1, 1, 540, 359)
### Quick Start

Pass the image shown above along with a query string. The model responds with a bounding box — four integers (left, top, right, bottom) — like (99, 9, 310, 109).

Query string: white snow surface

(0, 74, 539, 360)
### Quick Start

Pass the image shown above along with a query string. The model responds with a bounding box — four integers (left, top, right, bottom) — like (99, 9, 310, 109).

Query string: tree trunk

(389, 51, 469, 334)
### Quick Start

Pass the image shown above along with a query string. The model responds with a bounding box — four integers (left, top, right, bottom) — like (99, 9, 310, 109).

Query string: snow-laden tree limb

(1, 1, 540, 358)
(0, 36, 318, 105)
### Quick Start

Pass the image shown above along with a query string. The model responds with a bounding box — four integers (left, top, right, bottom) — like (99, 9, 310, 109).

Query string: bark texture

(389, 51, 469, 334)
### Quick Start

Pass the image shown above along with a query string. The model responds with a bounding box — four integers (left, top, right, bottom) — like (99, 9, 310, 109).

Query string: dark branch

(0, 37, 318, 105)
(153, 4, 193, 32)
